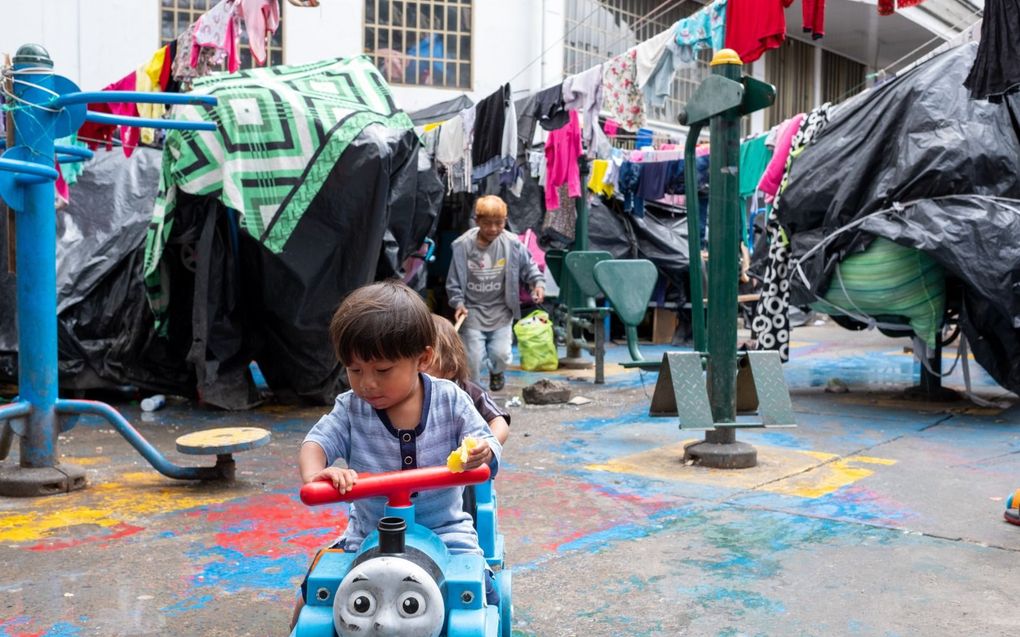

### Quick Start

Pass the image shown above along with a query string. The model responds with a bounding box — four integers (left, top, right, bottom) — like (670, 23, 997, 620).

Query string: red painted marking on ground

(497, 471, 676, 552)
(185, 493, 346, 555)
(24, 522, 145, 552)
(0, 616, 44, 637)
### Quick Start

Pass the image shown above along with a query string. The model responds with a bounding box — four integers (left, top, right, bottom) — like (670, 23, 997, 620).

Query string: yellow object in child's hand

(447, 436, 478, 473)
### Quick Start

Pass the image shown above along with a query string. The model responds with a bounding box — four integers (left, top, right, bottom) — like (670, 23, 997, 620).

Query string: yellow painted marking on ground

(175, 426, 269, 448)
(0, 471, 239, 543)
(587, 442, 896, 499)
(59, 455, 108, 466)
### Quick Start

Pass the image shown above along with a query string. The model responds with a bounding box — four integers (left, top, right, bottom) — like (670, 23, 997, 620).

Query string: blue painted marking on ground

(188, 546, 304, 593)
(683, 585, 785, 615)
(732, 488, 916, 527)
(160, 593, 214, 617)
(41, 623, 83, 637)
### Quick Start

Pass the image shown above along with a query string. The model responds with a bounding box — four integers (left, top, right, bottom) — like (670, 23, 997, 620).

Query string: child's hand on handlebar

(308, 467, 358, 494)
(461, 440, 493, 470)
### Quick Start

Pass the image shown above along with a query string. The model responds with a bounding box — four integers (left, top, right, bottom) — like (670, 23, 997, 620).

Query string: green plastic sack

(513, 310, 559, 371)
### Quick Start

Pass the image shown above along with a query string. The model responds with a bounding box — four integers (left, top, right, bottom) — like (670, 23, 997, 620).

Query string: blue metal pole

(55, 400, 222, 480)
(11, 55, 59, 468)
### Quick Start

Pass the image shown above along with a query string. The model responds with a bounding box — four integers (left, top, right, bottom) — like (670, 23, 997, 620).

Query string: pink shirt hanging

(757, 113, 804, 199)
(238, 0, 281, 66)
(544, 110, 583, 211)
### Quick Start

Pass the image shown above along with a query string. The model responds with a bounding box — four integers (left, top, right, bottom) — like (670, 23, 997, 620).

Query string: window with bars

(363, 0, 472, 90)
(160, 0, 284, 70)
(564, 0, 710, 129)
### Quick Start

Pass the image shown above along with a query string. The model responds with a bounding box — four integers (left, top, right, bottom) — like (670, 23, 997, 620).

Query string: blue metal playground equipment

(0, 44, 268, 497)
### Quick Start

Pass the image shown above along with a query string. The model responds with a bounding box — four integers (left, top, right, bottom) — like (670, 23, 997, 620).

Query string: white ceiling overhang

(784, 0, 984, 70)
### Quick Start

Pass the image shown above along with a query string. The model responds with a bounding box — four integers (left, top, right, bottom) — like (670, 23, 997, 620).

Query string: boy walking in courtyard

(446, 195, 545, 391)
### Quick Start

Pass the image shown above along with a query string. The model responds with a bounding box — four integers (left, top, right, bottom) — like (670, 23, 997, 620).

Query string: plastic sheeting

(407, 95, 474, 126)
(776, 42, 1020, 394)
(0, 147, 187, 392)
(0, 128, 441, 408)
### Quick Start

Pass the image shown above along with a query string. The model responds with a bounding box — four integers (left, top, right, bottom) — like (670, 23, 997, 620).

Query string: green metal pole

(683, 123, 706, 353)
(706, 53, 742, 427)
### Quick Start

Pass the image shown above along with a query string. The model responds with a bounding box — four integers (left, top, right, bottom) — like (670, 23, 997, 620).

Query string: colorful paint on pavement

(586, 441, 896, 499)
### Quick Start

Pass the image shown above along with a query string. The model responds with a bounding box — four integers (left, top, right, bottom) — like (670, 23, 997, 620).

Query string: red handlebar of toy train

(300, 465, 491, 508)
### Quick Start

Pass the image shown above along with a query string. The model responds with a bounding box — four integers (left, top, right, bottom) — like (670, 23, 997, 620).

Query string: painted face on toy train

(333, 556, 445, 637)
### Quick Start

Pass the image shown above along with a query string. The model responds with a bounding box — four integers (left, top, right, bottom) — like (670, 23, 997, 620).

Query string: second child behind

(447, 195, 545, 392)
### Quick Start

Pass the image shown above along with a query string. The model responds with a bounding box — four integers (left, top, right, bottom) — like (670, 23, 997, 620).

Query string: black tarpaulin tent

(776, 42, 1020, 394)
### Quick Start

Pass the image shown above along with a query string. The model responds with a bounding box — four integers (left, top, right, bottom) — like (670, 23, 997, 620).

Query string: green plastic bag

(513, 310, 559, 371)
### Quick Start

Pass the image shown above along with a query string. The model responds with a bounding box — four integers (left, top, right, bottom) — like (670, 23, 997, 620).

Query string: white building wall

(2, 0, 565, 113)
(2, 0, 158, 92)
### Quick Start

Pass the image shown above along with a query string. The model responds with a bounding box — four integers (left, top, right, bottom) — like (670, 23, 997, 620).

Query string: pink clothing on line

(603, 118, 619, 137)
(191, 0, 241, 73)
(238, 0, 281, 66)
(757, 113, 805, 199)
(544, 110, 583, 211)
(105, 72, 141, 157)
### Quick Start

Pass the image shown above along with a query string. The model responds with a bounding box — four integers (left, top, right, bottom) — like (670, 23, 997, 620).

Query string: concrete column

(750, 58, 766, 134)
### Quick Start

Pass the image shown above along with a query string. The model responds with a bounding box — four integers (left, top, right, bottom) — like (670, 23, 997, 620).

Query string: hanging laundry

(674, 0, 728, 63)
(739, 134, 772, 204)
(238, 0, 281, 66)
(757, 113, 804, 200)
(802, 0, 825, 39)
(531, 83, 569, 131)
(644, 37, 687, 110)
(602, 148, 625, 192)
(752, 104, 831, 362)
(173, 23, 223, 87)
(544, 110, 582, 211)
(963, 0, 1020, 102)
(562, 64, 604, 153)
(634, 29, 674, 89)
(542, 183, 577, 243)
(163, 41, 181, 93)
(724, 0, 790, 64)
(587, 159, 614, 197)
(637, 161, 670, 203)
(617, 161, 644, 218)
(461, 105, 476, 189)
(602, 50, 645, 133)
(603, 118, 619, 137)
(472, 84, 514, 181)
(192, 0, 241, 73)
(635, 127, 654, 150)
(435, 114, 469, 193)
(879, 0, 927, 15)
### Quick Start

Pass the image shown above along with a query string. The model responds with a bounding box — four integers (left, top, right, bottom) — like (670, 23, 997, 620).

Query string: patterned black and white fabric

(751, 104, 831, 361)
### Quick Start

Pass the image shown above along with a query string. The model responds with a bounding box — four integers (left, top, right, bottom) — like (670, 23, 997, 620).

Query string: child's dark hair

(329, 280, 436, 366)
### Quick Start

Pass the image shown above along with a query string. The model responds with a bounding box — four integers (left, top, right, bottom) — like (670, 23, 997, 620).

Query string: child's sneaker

(489, 372, 505, 392)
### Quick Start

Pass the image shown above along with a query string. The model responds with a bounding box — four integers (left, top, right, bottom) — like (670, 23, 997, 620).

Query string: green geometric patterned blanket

(143, 56, 413, 330)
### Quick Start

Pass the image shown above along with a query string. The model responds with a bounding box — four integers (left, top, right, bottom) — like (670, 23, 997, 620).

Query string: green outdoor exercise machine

(648, 48, 795, 469)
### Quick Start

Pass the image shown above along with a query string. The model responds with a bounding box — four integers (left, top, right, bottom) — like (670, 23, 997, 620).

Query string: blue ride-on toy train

(291, 465, 512, 637)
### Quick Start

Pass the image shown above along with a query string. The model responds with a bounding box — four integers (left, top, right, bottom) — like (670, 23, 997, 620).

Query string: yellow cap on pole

(710, 48, 743, 66)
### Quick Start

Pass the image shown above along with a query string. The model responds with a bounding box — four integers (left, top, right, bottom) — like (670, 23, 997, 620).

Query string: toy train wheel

(497, 569, 512, 637)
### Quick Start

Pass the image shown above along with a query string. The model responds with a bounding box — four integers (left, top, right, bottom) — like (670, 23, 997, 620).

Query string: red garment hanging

(803, 0, 825, 39)
(724, 0, 788, 64)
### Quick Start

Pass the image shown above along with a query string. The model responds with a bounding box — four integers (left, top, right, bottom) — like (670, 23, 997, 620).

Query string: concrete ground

(2, 322, 1019, 636)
